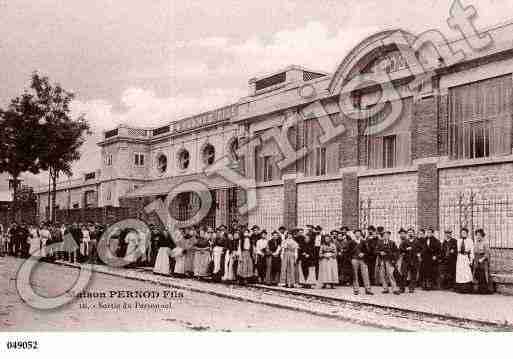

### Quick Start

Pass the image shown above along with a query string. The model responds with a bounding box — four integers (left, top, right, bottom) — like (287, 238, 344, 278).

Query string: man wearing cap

(398, 228, 419, 293)
(351, 229, 373, 295)
(376, 230, 401, 294)
(440, 229, 458, 289)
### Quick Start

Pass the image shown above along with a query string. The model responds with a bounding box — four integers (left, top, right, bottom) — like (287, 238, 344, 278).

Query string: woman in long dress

(28, 224, 41, 257)
(455, 228, 474, 293)
(211, 231, 226, 282)
(280, 233, 298, 288)
(318, 233, 339, 289)
(193, 232, 211, 278)
(124, 229, 140, 266)
(298, 232, 317, 288)
(39, 223, 52, 259)
(153, 229, 173, 275)
(222, 232, 236, 282)
(473, 229, 493, 294)
(265, 231, 282, 285)
(237, 230, 254, 284)
(183, 229, 197, 276)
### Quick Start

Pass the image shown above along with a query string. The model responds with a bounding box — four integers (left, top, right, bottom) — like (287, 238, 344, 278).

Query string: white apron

(456, 237, 474, 284)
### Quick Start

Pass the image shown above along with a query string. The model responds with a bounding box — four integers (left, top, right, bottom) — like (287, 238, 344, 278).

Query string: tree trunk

(11, 174, 19, 223)
(47, 172, 51, 222)
(51, 169, 58, 223)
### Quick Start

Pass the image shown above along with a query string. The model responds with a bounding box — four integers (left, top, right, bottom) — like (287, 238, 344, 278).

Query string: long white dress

(39, 229, 51, 258)
(456, 237, 474, 285)
(154, 247, 171, 275)
(124, 231, 140, 264)
(28, 229, 41, 257)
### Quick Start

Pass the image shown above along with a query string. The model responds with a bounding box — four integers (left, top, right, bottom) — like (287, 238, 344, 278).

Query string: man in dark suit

(440, 229, 458, 289)
(365, 225, 379, 285)
(398, 228, 420, 293)
(419, 227, 441, 290)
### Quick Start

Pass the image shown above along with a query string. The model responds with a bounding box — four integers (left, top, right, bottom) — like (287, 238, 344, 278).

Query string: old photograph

(1, 0, 513, 347)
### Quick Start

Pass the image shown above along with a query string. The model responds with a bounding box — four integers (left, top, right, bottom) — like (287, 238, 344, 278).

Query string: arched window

(202, 143, 215, 165)
(157, 154, 167, 174)
(177, 149, 190, 170)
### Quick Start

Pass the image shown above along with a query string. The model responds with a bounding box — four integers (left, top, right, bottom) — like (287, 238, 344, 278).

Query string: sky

(1, 0, 513, 187)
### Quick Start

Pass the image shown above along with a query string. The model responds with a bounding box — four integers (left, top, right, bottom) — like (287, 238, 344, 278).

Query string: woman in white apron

(455, 228, 474, 293)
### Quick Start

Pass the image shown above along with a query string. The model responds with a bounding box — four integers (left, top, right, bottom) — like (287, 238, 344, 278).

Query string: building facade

(36, 23, 513, 275)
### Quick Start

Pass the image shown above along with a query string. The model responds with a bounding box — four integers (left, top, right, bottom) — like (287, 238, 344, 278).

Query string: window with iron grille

(263, 156, 274, 182)
(314, 147, 327, 176)
(448, 74, 512, 160)
(255, 72, 286, 91)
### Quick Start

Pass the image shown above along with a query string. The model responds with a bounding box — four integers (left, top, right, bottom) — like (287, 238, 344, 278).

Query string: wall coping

(296, 173, 343, 184)
(437, 154, 513, 170)
(255, 180, 284, 189)
(357, 165, 418, 178)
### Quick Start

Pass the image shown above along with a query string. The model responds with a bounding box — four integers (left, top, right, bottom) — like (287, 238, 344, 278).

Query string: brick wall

(438, 94, 449, 156)
(296, 179, 343, 230)
(339, 113, 359, 168)
(417, 163, 439, 230)
(248, 186, 284, 230)
(412, 96, 438, 160)
(342, 173, 358, 229)
(283, 179, 297, 229)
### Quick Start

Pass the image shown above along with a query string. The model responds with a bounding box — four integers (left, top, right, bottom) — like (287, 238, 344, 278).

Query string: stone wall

(439, 163, 513, 267)
(248, 185, 284, 230)
(358, 172, 418, 241)
(296, 179, 343, 230)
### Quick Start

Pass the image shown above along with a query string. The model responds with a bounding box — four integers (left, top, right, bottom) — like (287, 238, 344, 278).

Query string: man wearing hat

(440, 229, 458, 289)
(398, 228, 419, 293)
(365, 225, 379, 285)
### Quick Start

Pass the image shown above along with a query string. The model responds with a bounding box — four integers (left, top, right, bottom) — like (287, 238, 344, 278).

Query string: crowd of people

(0, 220, 494, 295)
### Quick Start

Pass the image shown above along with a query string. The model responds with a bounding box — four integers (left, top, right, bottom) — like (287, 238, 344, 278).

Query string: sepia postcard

(1, 0, 513, 357)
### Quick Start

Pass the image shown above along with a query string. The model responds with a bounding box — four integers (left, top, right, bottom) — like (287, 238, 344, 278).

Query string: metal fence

(440, 191, 513, 249)
(297, 207, 343, 231)
(359, 198, 417, 242)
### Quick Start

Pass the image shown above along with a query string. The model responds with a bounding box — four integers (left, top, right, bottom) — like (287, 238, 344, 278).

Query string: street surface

(0, 257, 376, 331)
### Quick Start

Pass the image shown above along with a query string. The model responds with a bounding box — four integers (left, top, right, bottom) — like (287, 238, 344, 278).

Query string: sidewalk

(254, 283, 513, 326)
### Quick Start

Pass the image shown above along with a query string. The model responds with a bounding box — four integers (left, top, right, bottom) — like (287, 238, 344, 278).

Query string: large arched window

(202, 143, 215, 165)
(156, 154, 167, 174)
(177, 149, 190, 170)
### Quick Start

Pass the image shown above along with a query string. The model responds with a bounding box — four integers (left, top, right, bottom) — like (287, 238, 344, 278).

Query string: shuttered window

(448, 74, 512, 159)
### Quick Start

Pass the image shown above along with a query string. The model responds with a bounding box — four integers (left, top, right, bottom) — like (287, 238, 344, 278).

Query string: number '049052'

(6, 340, 39, 350)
